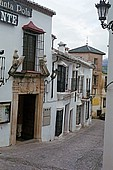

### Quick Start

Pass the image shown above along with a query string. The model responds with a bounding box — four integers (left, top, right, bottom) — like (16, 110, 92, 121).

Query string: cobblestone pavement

(0, 119, 104, 170)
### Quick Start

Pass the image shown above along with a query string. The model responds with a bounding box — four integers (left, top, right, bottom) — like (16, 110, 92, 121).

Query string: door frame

(10, 74, 44, 145)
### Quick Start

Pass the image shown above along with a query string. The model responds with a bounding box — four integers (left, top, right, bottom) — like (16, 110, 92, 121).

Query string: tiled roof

(22, 21, 45, 34)
(69, 45, 105, 55)
(15, 0, 56, 17)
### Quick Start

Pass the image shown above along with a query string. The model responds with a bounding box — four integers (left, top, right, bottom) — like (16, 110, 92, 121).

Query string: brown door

(18, 94, 36, 140)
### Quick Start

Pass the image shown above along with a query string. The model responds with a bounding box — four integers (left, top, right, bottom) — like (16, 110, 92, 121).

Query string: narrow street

(0, 119, 104, 170)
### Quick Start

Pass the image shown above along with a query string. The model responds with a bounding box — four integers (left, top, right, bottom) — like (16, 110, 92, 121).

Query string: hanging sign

(0, 8, 18, 26)
(0, 0, 32, 17)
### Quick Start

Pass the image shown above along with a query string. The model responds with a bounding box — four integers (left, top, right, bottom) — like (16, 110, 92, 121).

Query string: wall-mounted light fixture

(0, 50, 5, 87)
(95, 0, 113, 31)
(95, 1, 113, 91)
(76, 62, 81, 69)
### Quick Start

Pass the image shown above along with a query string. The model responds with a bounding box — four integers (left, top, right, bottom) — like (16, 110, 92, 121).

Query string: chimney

(58, 42, 66, 53)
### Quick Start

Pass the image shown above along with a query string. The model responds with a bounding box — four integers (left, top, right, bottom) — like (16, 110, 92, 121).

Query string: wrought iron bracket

(101, 20, 113, 32)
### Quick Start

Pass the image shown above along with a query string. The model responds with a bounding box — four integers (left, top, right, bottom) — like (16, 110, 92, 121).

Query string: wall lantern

(0, 50, 5, 87)
(95, 0, 113, 31)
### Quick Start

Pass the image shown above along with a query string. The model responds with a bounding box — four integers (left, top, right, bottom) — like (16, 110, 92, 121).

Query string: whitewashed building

(0, 0, 94, 148)
(0, 0, 55, 147)
(42, 42, 94, 142)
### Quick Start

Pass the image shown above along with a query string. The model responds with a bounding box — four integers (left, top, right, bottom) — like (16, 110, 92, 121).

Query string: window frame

(22, 31, 44, 72)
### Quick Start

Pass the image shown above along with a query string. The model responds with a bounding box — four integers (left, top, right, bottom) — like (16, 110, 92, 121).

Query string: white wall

(0, 7, 53, 147)
(42, 103, 57, 141)
(0, 123, 10, 147)
(103, 1, 113, 169)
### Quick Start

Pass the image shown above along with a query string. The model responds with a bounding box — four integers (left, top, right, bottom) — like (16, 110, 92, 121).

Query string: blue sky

(34, 0, 108, 58)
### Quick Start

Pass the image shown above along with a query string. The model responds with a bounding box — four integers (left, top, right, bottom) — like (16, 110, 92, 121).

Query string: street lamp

(95, 1, 113, 170)
(95, 0, 113, 31)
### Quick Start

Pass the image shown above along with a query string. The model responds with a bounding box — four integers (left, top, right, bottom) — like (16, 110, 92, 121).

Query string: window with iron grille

(94, 58, 98, 65)
(103, 97, 106, 108)
(57, 65, 66, 92)
(65, 67, 69, 90)
(23, 31, 44, 71)
(71, 70, 78, 92)
(93, 75, 98, 86)
(78, 76, 84, 93)
(86, 78, 90, 97)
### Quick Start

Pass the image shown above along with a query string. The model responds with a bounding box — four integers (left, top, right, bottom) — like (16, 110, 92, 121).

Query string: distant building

(69, 44, 106, 118)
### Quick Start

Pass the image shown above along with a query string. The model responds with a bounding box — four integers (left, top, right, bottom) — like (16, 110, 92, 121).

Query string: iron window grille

(77, 76, 84, 93)
(71, 70, 78, 92)
(86, 78, 91, 98)
(57, 65, 66, 92)
(23, 31, 44, 72)
(93, 75, 98, 86)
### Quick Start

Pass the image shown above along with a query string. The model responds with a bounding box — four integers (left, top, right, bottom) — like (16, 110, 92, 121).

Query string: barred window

(23, 31, 44, 71)
(57, 65, 66, 92)
(78, 76, 84, 93)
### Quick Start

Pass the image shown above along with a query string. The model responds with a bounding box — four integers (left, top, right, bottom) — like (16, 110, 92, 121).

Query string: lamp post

(95, 1, 113, 170)
(95, 0, 112, 30)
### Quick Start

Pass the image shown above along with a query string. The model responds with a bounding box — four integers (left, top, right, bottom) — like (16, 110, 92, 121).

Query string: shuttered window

(23, 32, 44, 71)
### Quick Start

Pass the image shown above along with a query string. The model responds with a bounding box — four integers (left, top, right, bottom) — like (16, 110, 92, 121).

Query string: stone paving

(0, 119, 104, 170)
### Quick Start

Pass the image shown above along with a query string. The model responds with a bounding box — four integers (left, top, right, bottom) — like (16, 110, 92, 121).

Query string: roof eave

(15, 0, 56, 17)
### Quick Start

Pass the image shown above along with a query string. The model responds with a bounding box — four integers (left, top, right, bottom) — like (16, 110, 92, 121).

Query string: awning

(22, 21, 45, 34)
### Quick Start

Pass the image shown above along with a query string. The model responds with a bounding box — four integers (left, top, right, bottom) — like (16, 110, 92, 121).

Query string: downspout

(51, 56, 59, 98)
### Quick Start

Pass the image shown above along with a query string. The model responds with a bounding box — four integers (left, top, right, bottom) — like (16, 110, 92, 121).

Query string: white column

(103, 1, 113, 169)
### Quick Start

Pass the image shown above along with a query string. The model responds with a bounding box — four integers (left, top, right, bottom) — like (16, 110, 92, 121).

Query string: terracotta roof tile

(22, 21, 45, 34)
(15, 0, 56, 17)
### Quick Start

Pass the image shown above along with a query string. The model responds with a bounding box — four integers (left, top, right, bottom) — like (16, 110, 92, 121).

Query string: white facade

(42, 44, 94, 142)
(0, 0, 55, 147)
(0, 1, 94, 147)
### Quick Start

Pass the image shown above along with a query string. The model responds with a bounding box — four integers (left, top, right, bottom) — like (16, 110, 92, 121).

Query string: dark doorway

(69, 110, 73, 132)
(64, 104, 69, 132)
(97, 109, 102, 117)
(17, 94, 36, 141)
(55, 110, 63, 137)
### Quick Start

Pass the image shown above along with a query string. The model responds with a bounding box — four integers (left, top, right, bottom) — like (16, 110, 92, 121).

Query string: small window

(78, 76, 84, 93)
(94, 58, 98, 65)
(57, 65, 66, 92)
(71, 70, 78, 91)
(86, 78, 90, 97)
(103, 98, 106, 108)
(93, 75, 98, 86)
